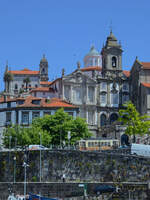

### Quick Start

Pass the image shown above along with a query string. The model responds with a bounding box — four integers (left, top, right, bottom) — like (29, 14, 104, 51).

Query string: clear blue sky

(0, 0, 150, 90)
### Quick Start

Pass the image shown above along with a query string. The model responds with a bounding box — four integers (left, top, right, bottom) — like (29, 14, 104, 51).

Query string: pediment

(62, 70, 96, 84)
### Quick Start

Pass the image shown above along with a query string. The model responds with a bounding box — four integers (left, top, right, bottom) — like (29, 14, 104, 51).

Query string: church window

(100, 114, 107, 127)
(88, 111, 95, 125)
(100, 93, 107, 105)
(112, 57, 117, 68)
(122, 94, 129, 104)
(42, 68, 45, 73)
(73, 86, 81, 102)
(88, 86, 94, 102)
(15, 84, 18, 90)
(111, 93, 119, 106)
(110, 113, 118, 124)
(95, 59, 98, 66)
(64, 85, 71, 101)
(100, 82, 107, 91)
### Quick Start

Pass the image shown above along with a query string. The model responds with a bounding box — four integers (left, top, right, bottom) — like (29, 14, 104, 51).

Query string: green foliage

(3, 125, 52, 148)
(3, 109, 91, 148)
(32, 108, 91, 145)
(118, 101, 150, 136)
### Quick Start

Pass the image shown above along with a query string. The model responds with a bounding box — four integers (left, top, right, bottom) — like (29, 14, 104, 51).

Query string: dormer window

(112, 57, 117, 68)
(18, 100, 25, 105)
(32, 100, 41, 105)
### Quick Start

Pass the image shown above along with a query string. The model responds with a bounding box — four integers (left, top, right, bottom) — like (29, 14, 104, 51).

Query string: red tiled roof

(123, 70, 130, 77)
(141, 62, 150, 69)
(30, 87, 55, 93)
(141, 82, 150, 88)
(9, 68, 40, 75)
(19, 96, 77, 108)
(40, 81, 52, 85)
(42, 98, 77, 108)
(81, 66, 102, 72)
(10, 96, 78, 108)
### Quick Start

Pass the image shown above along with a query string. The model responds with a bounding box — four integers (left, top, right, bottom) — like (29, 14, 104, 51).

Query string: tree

(23, 77, 30, 91)
(3, 72, 13, 92)
(32, 108, 92, 145)
(3, 125, 52, 148)
(118, 101, 150, 142)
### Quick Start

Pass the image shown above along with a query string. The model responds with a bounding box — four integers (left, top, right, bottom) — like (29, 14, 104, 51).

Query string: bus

(77, 138, 120, 151)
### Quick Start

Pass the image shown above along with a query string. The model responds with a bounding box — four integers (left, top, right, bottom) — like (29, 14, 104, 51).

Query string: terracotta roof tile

(40, 81, 52, 85)
(81, 66, 102, 72)
(141, 82, 150, 88)
(30, 87, 55, 93)
(123, 70, 130, 77)
(10, 96, 78, 108)
(141, 62, 150, 69)
(9, 68, 40, 75)
(42, 98, 77, 108)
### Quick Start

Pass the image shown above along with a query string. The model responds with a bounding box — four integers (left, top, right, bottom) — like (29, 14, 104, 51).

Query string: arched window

(42, 68, 45, 73)
(112, 57, 117, 68)
(100, 114, 107, 127)
(15, 84, 18, 90)
(110, 113, 118, 124)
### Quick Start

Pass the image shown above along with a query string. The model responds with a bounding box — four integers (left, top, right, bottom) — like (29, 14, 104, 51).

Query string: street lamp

(13, 156, 16, 183)
(23, 161, 29, 198)
(9, 136, 12, 165)
(68, 131, 71, 149)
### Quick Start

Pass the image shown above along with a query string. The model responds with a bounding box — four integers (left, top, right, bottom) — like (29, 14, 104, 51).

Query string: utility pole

(39, 132, 42, 182)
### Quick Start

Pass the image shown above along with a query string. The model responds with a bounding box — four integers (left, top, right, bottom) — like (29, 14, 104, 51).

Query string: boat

(8, 194, 58, 200)
(8, 194, 28, 200)
(29, 193, 58, 200)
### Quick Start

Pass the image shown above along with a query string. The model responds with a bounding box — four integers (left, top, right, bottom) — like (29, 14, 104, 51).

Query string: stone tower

(39, 54, 49, 81)
(101, 31, 123, 76)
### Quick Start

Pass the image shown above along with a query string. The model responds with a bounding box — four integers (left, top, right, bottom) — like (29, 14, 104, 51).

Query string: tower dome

(40, 54, 48, 63)
(84, 46, 101, 67)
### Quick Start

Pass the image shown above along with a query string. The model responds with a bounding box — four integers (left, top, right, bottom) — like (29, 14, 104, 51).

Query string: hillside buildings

(1, 31, 150, 143)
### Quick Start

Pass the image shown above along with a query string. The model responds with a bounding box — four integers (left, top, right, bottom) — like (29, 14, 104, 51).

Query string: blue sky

(0, 0, 150, 90)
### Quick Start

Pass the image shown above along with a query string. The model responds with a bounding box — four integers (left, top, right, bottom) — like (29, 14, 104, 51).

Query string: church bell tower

(39, 54, 49, 81)
(101, 31, 123, 76)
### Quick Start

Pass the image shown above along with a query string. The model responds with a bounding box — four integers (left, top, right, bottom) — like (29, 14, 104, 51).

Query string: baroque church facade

(60, 31, 130, 136)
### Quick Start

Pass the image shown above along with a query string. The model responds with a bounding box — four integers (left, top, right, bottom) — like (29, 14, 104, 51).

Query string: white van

(28, 145, 48, 150)
(131, 143, 150, 157)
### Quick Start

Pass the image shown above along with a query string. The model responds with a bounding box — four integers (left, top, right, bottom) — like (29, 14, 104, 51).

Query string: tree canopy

(118, 101, 150, 137)
(3, 108, 91, 148)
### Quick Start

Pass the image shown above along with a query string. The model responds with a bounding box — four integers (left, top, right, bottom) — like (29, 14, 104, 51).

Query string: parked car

(28, 145, 48, 150)
(94, 185, 116, 195)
